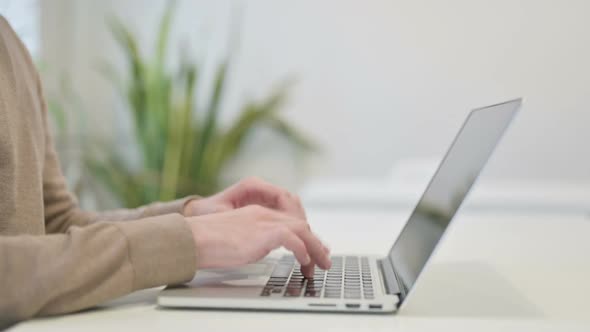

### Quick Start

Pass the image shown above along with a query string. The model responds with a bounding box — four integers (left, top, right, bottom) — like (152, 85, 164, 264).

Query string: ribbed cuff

(115, 213, 197, 290)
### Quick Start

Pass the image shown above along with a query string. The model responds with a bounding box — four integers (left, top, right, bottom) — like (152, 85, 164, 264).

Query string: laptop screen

(388, 99, 521, 295)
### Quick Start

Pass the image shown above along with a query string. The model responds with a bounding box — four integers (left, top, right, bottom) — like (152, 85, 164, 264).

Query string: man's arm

(0, 214, 197, 329)
(0, 205, 332, 329)
(0, 15, 328, 329)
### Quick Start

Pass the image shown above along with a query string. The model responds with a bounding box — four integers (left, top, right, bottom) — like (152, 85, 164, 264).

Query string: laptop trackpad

(190, 259, 276, 287)
(164, 256, 279, 298)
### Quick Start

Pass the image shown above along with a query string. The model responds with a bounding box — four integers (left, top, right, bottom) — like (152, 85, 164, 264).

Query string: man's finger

(276, 193, 306, 220)
(276, 227, 311, 266)
(288, 222, 331, 270)
(300, 263, 315, 279)
(243, 177, 307, 220)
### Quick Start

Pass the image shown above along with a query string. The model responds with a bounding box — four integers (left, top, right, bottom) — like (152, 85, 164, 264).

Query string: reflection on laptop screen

(388, 99, 521, 295)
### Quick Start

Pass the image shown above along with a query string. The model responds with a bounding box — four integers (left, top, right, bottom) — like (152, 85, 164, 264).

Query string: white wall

(41, 0, 590, 189)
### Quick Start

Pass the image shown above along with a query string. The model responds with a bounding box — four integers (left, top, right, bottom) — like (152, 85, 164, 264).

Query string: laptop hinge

(378, 258, 401, 296)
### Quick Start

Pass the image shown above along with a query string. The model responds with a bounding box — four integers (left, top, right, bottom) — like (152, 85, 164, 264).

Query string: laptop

(158, 99, 522, 313)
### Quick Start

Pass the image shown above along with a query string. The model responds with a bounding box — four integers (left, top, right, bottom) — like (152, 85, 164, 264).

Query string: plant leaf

(264, 115, 319, 151)
(108, 15, 153, 167)
(155, 0, 176, 72)
(192, 61, 228, 182)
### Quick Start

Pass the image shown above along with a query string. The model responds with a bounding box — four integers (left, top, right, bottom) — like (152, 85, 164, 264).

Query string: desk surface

(10, 209, 590, 331)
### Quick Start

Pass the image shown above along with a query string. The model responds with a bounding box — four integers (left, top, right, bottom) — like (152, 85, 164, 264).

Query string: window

(0, 0, 40, 56)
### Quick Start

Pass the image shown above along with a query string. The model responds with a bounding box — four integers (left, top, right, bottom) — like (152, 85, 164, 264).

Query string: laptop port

(368, 304, 383, 309)
(308, 303, 336, 307)
(345, 303, 360, 309)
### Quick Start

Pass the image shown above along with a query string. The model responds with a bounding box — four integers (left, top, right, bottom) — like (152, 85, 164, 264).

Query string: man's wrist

(183, 198, 200, 216)
(186, 217, 207, 269)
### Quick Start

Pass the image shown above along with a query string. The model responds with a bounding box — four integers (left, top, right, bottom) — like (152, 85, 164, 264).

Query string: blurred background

(2, 0, 590, 210)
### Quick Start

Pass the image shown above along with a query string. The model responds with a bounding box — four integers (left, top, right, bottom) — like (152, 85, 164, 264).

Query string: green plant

(88, 3, 314, 208)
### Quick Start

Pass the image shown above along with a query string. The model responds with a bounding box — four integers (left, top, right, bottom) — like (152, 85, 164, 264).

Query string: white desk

(10, 209, 590, 331)
(300, 177, 590, 214)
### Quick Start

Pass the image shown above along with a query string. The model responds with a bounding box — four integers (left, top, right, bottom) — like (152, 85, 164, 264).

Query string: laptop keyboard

(260, 255, 375, 299)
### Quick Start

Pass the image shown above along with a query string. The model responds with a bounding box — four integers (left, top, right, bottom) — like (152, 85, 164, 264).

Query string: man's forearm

(0, 214, 196, 328)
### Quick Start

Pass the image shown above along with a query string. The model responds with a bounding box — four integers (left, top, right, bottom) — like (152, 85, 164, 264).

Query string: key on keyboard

(260, 255, 374, 299)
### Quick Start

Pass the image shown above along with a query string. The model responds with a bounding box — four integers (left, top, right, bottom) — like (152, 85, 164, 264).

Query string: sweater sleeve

(0, 213, 197, 328)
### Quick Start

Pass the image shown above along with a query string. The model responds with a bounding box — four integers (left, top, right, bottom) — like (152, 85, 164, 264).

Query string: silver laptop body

(158, 99, 522, 313)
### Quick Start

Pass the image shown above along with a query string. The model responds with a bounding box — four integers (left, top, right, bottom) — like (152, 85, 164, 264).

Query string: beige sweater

(0, 16, 197, 327)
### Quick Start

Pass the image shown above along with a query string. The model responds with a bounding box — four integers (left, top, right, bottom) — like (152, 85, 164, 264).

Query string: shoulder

(0, 14, 41, 96)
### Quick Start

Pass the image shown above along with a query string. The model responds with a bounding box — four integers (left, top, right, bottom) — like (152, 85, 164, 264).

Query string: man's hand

(187, 205, 331, 278)
(184, 177, 306, 220)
